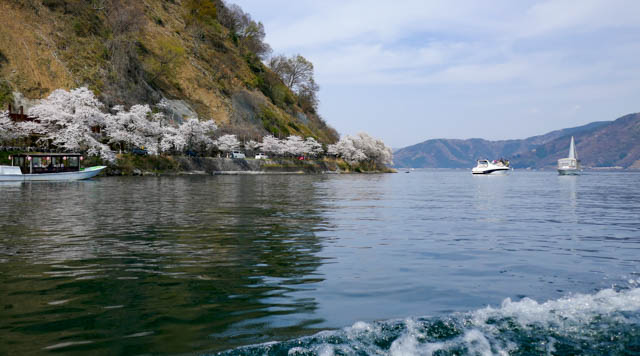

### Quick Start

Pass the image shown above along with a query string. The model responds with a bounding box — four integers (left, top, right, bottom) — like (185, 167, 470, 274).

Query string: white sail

(568, 136, 577, 160)
(558, 136, 580, 175)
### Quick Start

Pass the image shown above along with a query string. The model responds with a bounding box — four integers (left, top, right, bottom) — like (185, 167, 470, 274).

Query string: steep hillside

(0, 0, 338, 142)
(394, 114, 640, 169)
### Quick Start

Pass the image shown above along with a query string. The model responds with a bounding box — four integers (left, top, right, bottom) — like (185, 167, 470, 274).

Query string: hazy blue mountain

(394, 114, 640, 169)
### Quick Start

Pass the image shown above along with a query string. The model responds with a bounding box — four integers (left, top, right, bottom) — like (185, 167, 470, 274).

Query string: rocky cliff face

(394, 114, 640, 169)
(0, 0, 338, 143)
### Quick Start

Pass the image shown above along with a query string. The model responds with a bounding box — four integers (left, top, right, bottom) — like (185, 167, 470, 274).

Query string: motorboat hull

(0, 166, 106, 181)
(472, 168, 510, 175)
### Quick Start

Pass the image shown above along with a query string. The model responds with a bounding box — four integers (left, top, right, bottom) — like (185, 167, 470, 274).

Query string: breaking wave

(216, 287, 640, 355)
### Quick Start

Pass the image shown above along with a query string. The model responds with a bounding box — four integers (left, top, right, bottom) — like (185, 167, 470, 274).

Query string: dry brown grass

(0, 2, 75, 97)
(0, 0, 338, 143)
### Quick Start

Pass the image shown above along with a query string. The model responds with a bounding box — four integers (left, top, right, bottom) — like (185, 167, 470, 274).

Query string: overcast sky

(231, 0, 640, 148)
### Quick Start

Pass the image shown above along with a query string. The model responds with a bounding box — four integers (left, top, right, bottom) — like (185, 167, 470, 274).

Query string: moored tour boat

(472, 159, 511, 175)
(557, 136, 581, 175)
(0, 153, 106, 181)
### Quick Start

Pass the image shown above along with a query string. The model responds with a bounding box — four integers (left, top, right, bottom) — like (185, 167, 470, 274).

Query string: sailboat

(557, 136, 581, 175)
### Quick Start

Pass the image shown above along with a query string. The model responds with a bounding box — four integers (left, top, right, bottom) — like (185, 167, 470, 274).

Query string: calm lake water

(1, 171, 640, 355)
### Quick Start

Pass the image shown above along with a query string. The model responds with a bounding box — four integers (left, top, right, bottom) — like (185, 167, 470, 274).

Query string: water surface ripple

(1, 171, 639, 355)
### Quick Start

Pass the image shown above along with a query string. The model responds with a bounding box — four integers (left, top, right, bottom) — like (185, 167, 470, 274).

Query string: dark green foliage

(256, 72, 294, 109)
(283, 91, 295, 106)
(42, 0, 66, 11)
(144, 37, 186, 84)
(69, 10, 103, 37)
(0, 80, 13, 109)
(245, 53, 263, 74)
(247, 54, 297, 110)
(229, 32, 239, 46)
(72, 20, 85, 36)
(207, 36, 227, 52)
(0, 150, 20, 165)
(0, 50, 8, 67)
(103, 154, 182, 175)
(260, 107, 290, 137)
(287, 122, 299, 131)
(184, 0, 218, 26)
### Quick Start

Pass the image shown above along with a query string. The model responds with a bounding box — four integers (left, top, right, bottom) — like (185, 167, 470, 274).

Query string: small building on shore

(7, 104, 36, 122)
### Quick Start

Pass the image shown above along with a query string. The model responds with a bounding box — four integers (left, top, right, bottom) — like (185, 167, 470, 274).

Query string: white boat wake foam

(216, 287, 640, 356)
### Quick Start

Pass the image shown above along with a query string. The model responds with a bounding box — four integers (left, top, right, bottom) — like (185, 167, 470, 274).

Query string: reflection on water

(1, 171, 640, 355)
(472, 174, 510, 224)
(0, 176, 331, 354)
(558, 175, 578, 224)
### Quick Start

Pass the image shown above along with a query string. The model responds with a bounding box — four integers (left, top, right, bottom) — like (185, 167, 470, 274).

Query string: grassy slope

(0, 0, 338, 143)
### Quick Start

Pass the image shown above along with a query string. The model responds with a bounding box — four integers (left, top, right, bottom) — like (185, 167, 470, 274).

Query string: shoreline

(93, 155, 395, 176)
(112, 169, 392, 177)
(123, 170, 369, 176)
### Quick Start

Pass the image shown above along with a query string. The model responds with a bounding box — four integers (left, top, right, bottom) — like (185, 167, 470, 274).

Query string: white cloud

(230, 0, 640, 146)
(518, 0, 640, 37)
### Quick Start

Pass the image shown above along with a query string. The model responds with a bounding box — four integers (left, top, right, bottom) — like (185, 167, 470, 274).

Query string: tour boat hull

(0, 166, 106, 182)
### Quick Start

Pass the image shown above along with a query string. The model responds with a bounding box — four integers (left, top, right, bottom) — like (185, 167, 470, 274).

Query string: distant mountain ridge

(393, 113, 640, 169)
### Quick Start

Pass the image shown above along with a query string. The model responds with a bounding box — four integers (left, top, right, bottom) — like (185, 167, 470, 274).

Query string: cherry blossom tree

(179, 117, 217, 153)
(30, 87, 107, 129)
(327, 136, 366, 163)
(15, 121, 46, 141)
(104, 104, 161, 155)
(159, 125, 186, 154)
(246, 139, 261, 152)
(327, 132, 393, 166)
(28, 87, 113, 161)
(259, 135, 284, 156)
(352, 132, 393, 166)
(0, 111, 15, 143)
(215, 134, 240, 154)
(0, 117, 46, 146)
(303, 137, 323, 157)
(5, 87, 387, 168)
(283, 135, 306, 156)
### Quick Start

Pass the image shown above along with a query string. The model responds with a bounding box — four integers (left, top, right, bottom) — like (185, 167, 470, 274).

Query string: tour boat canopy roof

(11, 153, 83, 157)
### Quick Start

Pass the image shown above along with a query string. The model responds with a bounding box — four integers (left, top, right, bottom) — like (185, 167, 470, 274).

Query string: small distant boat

(557, 136, 581, 175)
(0, 153, 106, 181)
(472, 159, 511, 175)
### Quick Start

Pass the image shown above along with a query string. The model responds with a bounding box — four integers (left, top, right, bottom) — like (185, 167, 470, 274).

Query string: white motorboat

(0, 153, 106, 181)
(557, 136, 581, 175)
(472, 159, 511, 175)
